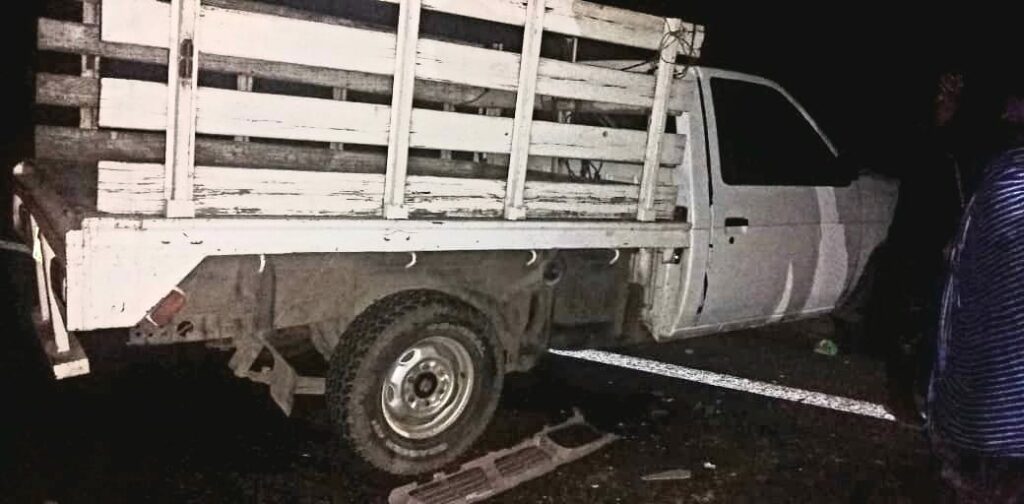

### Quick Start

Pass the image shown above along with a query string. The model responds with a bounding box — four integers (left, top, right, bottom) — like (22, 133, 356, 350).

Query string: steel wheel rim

(380, 333, 475, 439)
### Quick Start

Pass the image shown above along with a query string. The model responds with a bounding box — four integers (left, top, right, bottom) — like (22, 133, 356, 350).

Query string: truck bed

(17, 0, 702, 336)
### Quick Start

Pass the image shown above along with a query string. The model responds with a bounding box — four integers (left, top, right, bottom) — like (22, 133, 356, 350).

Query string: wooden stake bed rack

(30, 0, 704, 222)
(16, 0, 705, 333)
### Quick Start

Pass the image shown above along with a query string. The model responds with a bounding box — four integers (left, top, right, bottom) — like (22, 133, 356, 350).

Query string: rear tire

(325, 291, 504, 476)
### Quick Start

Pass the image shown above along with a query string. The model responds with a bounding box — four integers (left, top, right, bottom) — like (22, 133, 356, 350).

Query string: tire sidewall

(341, 302, 502, 475)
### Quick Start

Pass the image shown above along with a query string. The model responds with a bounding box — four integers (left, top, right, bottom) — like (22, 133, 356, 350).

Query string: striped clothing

(930, 147, 1024, 457)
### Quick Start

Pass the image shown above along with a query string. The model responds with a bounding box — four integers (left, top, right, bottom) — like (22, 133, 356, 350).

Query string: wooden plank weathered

(96, 0, 685, 112)
(503, 0, 545, 220)
(97, 162, 676, 220)
(637, 18, 681, 222)
(38, 19, 679, 115)
(34, 126, 513, 180)
(162, 0, 201, 217)
(98, 78, 687, 165)
(382, 0, 422, 219)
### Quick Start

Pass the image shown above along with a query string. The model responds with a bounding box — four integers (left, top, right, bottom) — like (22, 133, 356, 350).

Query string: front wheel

(325, 292, 504, 476)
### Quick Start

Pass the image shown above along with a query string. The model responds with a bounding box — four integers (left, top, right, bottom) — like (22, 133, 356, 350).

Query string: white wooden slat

(530, 121, 683, 165)
(416, 38, 516, 92)
(97, 161, 166, 215)
(98, 162, 677, 220)
(409, 109, 512, 154)
(382, 0, 422, 219)
(101, 0, 168, 48)
(637, 18, 681, 222)
(524, 181, 675, 220)
(100, 0, 684, 112)
(202, 6, 397, 76)
(100, 79, 392, 144)
(195, 167, 385, 216)
(98, 79, 686, 165)
(103, 0, 397, 75)
(416, 38, 685, 112)
(380, 0, 704, 56)
(163, 0, 201, 218)
(503, 0, 545, 220)
(405, 176, 506, 218)
(99, 162, 384, 217)
(538, 58, 670, 111)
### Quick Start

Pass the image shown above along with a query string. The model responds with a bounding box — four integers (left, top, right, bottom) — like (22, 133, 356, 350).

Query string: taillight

(144, 288, 188, 327)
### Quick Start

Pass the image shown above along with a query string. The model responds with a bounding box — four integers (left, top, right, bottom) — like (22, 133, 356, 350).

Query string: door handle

(724, 217, 748, 239)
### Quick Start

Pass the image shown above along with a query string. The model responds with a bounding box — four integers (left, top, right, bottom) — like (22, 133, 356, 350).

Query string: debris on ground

(388, 409, 618, 504)
(703, 461, 717, 470)
(692, 489, 716, 503)
(813, 338, 839, 356)
(642, 469, 693, 482)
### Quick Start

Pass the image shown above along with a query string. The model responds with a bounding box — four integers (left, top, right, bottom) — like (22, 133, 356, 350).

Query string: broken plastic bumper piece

(389, 410, 618, 504)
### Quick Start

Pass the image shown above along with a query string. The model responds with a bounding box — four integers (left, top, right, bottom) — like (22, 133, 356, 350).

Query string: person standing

(928, 85, 1024, 503)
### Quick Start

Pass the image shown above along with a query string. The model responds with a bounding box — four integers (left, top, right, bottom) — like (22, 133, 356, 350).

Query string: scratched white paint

(802, 186, 850, 312)
(550, 349, 897, 422)
(96, 162, 676, 219)
(769, 262, 795, 322)
(59, 216, 692, 330)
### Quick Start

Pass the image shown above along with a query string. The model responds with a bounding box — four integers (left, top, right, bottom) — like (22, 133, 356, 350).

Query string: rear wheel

(325, 291, 503, 476)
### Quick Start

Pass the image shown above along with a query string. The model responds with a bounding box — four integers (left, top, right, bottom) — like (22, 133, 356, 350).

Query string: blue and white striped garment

(930, 146, 1024, 457)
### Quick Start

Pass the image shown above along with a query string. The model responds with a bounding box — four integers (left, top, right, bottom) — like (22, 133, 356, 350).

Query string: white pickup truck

(12, 0, 897, 476)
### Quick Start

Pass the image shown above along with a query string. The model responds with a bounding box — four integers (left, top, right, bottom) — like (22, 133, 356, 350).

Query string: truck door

(695, 70, 860, 329)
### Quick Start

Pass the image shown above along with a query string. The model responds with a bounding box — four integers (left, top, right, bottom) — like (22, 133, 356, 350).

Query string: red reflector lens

(147, 289, 187, 327)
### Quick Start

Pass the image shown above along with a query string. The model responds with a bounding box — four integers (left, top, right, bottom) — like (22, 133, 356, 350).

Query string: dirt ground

(0, 249, 940, 503)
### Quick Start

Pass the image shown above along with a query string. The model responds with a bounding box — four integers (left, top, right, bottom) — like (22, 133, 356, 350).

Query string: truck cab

(651, 67, 897, 340)
(545, 63, 898, 346)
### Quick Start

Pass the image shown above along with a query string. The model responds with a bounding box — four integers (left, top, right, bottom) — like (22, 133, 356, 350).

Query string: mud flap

(388, 410, 618, 504)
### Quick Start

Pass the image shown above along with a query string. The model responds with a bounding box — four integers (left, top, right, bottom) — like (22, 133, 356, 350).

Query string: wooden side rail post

(163, 0, 201, 218)
(80, 0, 100, 129)
(382, 0, 423, 220)
(331, 87, 348, 151)
(503, 0, 546, 220)
(637, 17, 682, 222)
(234, 73, 254, 141)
